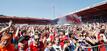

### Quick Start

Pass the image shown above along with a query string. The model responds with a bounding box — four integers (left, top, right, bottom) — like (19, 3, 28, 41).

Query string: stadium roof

(67, 0, 107, 16)
(0, 15, 53, 24)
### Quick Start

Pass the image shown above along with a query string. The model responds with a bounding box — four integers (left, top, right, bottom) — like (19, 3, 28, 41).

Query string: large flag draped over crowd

(56, 14, 82, 24)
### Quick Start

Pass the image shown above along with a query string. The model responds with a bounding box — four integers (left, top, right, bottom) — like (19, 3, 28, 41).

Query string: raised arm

(85, 37, 96, 44)
(0, 20, 12, 33)
(14, 27, 19, 37)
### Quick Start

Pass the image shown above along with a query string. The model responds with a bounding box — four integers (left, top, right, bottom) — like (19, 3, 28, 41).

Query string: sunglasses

(34, 38, 39, 41)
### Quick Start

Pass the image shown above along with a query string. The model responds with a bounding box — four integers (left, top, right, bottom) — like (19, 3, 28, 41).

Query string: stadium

(0, 0, 107, 51)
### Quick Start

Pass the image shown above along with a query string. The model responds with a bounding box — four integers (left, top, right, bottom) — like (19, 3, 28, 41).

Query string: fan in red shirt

(30, 34, 44, 51)
(0, 34, 15, 51)
(18, 36, 30, 51)
(59, 31, 65, 49)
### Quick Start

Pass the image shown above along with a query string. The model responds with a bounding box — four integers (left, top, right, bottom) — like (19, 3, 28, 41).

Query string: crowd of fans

(0, 20, 107, 51)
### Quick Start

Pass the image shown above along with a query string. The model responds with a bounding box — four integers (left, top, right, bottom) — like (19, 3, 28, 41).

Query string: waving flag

(66, 14, 82, 24)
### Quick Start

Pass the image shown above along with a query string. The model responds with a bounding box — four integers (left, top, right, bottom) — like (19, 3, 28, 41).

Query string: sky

(0, 0, 104, 19)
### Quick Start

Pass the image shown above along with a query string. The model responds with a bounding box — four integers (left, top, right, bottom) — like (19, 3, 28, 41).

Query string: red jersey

(0, 44, 15, 51)
(98, 33, 106, 51)
(30, 41, 44, 51)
